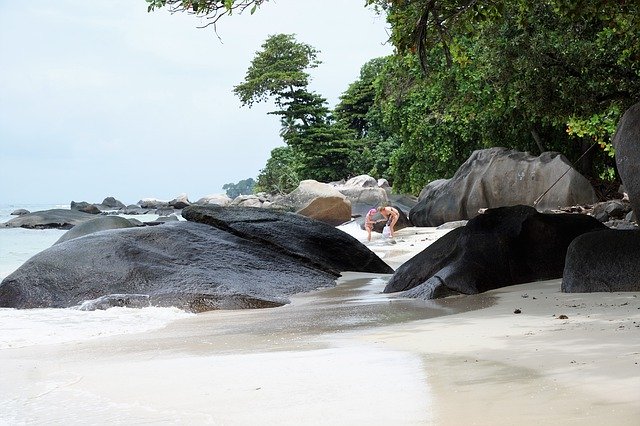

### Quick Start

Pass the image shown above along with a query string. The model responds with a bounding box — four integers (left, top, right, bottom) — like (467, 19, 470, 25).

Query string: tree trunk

(531, 129, 545, 154)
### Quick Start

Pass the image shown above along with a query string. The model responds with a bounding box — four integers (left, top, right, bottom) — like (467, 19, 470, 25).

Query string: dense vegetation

(148, 0, 640, 196)
(222, 178, 255, 198)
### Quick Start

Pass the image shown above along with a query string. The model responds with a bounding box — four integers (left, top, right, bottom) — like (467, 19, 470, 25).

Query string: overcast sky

(0, 0, 391, 205)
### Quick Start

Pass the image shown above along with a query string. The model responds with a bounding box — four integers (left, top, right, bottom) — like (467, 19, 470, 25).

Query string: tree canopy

(148, 0, 640, 196)
(234, 34, 363, 193)
(222, 177, 255, 198)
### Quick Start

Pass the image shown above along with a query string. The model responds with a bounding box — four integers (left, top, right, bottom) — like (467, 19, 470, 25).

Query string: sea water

(0, 204, 194, 348)
(0, 206, 382, 349)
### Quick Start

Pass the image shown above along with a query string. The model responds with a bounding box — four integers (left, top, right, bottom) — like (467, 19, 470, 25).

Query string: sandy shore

(1, 226, 638, 424)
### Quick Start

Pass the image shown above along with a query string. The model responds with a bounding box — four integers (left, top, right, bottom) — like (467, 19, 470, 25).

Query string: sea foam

(0, 306, 194, 349)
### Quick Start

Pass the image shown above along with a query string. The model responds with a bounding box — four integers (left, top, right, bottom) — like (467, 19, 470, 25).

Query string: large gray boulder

(410, 148, 598, 227)
(0, 207, 391, 311)
(384, 205, 606, 299)
(336, 175, 389, 218)
(100, 197, 126, 210)
(182, 206, 391, 275)
(297, 196, 352, 226)
(138, 198, 170, 209)
(1, 209, 96, 229)
(270, 180, 352, 225)
(70, 201, 101, 215)
(54, 216, 136, 245)
(613, 101, 640, 220)
(562, 229, 640, 293)
(230, 194, 264, 208)
(169, 193, 191, 209)
(195, 194, 232, 206)
(271, 180, 346, 210)
(560, 102, 640, 294)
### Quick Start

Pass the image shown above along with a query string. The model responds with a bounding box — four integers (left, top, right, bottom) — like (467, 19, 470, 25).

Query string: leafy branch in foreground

(145, 0, 266, 28)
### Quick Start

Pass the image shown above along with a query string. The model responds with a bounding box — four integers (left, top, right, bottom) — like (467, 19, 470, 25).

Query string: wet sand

(1, 227, 639, 424)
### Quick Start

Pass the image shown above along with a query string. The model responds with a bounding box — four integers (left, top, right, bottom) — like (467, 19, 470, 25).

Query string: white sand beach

(1, 226, 638, 425)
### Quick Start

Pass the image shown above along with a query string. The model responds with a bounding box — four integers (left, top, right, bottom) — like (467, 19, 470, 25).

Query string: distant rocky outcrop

(410, 148, 599, 227)
(98, 197, 126, 210)
(2, 209, 97, 229)
(138, 198, 170, 209)
(70, 201, 101, 215)
(195, 194, 232, 206)
(120, 205, 151, 215)
(230, 194, 265, 208)
(169, 193, 191, 209)
(0, 206, 391, 311)
(384, 205, 606, 299)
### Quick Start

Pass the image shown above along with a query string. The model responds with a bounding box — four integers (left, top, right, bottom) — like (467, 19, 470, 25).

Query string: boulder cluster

(2, 102, 639, 310)
(0, 206, 391, 312)
(385, 102, 640, 298)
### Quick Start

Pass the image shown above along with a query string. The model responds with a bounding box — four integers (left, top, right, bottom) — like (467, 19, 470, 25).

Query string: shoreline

(1, 226, 638, 424)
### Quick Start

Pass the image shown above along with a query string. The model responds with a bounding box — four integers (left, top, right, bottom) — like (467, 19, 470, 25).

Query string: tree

(149, 0, 640, 195)
(234, 34, 321, 111)
(334, 57, 399, 183)
(234, 34, 361, 187)
(222, 178, 255, 198)
(361, 0, 640, 193)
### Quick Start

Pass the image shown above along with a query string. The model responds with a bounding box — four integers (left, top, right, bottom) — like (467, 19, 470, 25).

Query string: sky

(0, 0, 392, 205)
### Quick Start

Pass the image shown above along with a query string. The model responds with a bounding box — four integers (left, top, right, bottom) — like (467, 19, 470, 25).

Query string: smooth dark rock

(1, 209, 96, 229)
(182, 205, 393, 275)
(0, 222, 337, 311)
(384, 205, 606, 299)
(613, 102, 640, 221)
(10, 209, 30, 216)
(591, 200, 632, 222)
(1, 208, 391, 311)
(55, 216, 136, 244)
(562, 229, 640, 292)
(410, 148, 598, 227)
(388, 194, 419, 216)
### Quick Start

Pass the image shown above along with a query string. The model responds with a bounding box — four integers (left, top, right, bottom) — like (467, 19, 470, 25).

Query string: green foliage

(151, 0, 640, 196)
(222, 178, 255, 198)
(233, 34, 321, 109)
(145, 0, 265, 18)
(235, 34, 368, 191)
(254, 146, 300, 194)
(333, 57, 399, 183)
(361, 0, 640, 193)
(567, 104, 622, 158)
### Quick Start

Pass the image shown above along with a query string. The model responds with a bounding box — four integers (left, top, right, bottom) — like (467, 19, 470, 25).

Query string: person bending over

(378, 206, 400, 238)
